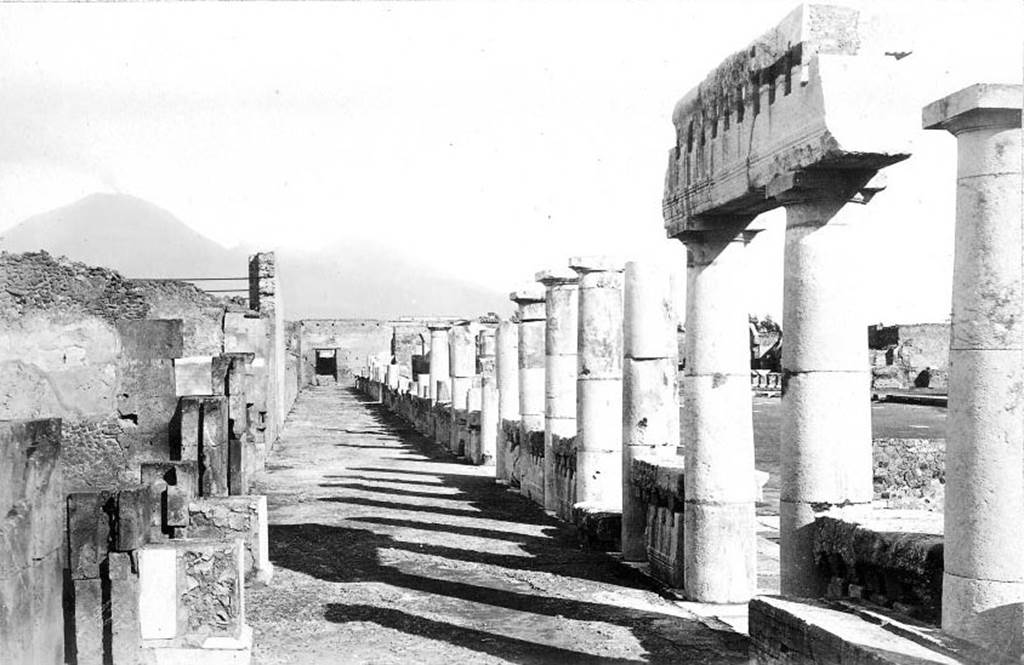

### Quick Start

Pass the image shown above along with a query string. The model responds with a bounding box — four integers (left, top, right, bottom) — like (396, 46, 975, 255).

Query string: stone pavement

(248, 383, 751, 664)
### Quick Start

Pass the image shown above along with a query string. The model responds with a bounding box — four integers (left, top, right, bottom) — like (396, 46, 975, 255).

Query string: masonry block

(174, 357, 215, 396)
(114, 485, 154, 552)
(166, 487, 190, 529)
(139, 539, 250, 662)
(572, 503, 622, 552)
(67, 491, 113, 579)
(185, 497, 271, 584)
(117, 319, 185, 360)
(141, 462, 199, 500)
(176, 397, 230, 497)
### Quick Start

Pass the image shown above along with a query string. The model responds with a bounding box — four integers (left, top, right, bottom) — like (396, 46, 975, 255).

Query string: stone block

(139, 546, 178, 640)
(176, 397, 230, 497)
(166, 487, 191, 528)
(749, 595, 995, 664)
(117, 319, 184, 360)
(571, 503, 622, 552)
(72, 576, 106, 663)
(184, 496, 272, 584)
(67, 491, 113, 579)
(174, 356, 215, 396)
(141, 461, 199, 499)
(114, 485, 154, 552)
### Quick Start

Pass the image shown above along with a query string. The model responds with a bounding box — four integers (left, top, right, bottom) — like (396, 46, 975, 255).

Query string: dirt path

(247, 384, 750, 664)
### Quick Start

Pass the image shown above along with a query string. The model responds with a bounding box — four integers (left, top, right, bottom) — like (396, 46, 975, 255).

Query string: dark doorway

(315, 349, 338, 381)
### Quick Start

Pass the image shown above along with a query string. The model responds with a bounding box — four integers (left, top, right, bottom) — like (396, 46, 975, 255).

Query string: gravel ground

(247, 384, 751, 665)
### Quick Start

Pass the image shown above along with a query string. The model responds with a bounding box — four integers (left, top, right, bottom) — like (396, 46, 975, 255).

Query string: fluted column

(678, 227, 757, 603)
(621, 260, 679, 561)
(570, 257, 624, 508)
(537, 268, 579, 513)
(924, 83, 1024, 654)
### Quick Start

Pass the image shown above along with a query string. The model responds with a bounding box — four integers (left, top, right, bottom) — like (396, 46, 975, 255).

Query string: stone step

(749, 595, 1008, 665)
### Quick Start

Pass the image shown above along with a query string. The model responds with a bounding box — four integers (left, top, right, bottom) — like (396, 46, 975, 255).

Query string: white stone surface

(174, 356, 214, 397)
(138, 546, 178, 640)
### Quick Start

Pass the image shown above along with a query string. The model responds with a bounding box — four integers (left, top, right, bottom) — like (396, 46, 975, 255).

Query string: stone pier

(621, 260, 679, 562)
(495, 319, 520, 484)
(678, 228, 758, 602)
(570, 257, 624, 514)
(661, 3, 910, 603)
(924, 83, 1024, 654)
(449, 320, 477, 456)
(476, 327, 498, 465)
(776, 172, 877, 597)
(427, 324, 450, 405)
(536, 268, 579, 516)
(511, 287, 546, 503)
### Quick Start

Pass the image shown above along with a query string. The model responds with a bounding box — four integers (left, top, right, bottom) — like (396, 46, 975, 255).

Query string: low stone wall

(500, 419, 522, 487)
(520, 428, 545, 506)
(814, 510, 944, 624)
(552, 433, 576, 521)
(872, 438, 945, 511)
(631, 458, 685, 587)
(432, 403, 452, 449)
(0, 419, 64, 665)
(451, 408, 469, 456)
(186, 496, 272, 584)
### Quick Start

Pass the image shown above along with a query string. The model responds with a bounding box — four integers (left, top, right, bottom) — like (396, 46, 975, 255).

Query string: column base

(682, 500, 755, 603)
(943, 572, 1024, 657)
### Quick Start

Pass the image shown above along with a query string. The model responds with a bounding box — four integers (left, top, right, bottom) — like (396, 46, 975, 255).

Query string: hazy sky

(0, 0, 1020, 322)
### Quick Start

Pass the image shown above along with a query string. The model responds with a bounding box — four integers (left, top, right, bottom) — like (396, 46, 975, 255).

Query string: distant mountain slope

(0, 193, 248, 278)
(0, 193, 507, 319)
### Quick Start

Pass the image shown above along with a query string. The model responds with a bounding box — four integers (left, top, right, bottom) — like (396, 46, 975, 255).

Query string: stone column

(924, 83, 1024, 653)
(478, 328, 498, 466)
(427, 325, 450, 404)
(621, 260, 680, 561)
(537, 269, 579, 513)
(495, 320, 520, 483)
(678, 228, 757, 603)
(570, 257, 624, 508)
(449, 321, 477, 454)
(386, 362, 399, 391)
(775, 170, 882, 597)
(511, 288, 546, 502)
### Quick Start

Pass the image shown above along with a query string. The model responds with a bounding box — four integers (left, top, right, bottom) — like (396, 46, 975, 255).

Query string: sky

(0, 0, 1021, 323)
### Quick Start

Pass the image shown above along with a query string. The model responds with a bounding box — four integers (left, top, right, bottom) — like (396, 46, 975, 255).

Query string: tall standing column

(678, 228, 757, 603)
(495, 320, 520, 484)
(511, 288, 546, 502)
(621, 260, 679, 561)
(427, 325, 450, 405)
(924, 84, 1024, 653)
(449, 321, 477, 455)
(776, 171, 881, 597)
(537, 269, 579, 513)
(477, 328, 498, 466)
(570, 257, 624, 508)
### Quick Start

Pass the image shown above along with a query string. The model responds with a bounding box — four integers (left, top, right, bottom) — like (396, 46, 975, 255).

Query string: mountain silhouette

(0, 193, 507, 319)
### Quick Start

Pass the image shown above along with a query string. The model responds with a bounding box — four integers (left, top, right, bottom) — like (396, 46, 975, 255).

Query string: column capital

(923, 83, 1023, 135)
(427, 323, 451, 334)
(568, 256, 625, 274)
(509, 286, 545, 305)
(673, 227, 760, 247)
(535, 267, 578, 288)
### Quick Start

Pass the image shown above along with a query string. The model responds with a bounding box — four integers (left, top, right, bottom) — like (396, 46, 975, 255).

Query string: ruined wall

(869, 323, 949, 390)
(297, 319, 393, 386)
(0, 419, 64, 664)
(0, 252, 272, 492)
(284, 321, 301, 414)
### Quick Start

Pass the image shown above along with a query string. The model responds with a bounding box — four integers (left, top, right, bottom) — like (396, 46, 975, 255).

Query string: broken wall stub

(176, 396, 231, 498)
(0, 418, 64, 665)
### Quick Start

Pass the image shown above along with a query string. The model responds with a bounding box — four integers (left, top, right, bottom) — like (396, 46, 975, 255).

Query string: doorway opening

(315, 348, 338, 383)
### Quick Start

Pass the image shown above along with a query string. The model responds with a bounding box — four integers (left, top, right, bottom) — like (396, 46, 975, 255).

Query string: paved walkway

(247, 384, 750, 664)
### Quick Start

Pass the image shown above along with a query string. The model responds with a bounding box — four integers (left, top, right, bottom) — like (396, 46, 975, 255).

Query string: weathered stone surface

(114, 484, 154, 551)
(571, 503, 621, 552)
(0, 418, 64, 665)
(749, 595, 993, 665)
(67, 491, 113, 579)
(117, 318, 184, 360)
(872, 438, 945, 510)
(813, 511, 943, 623)
(185, 496, 271, 583)
(174, 356, 215, 396)
(177, 396, 230, 497)
(663, 4, 910, 234)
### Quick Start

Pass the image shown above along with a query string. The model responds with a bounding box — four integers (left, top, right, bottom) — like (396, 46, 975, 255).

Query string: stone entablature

(663, 4, 909, 234)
